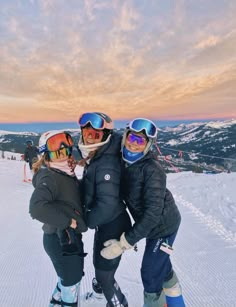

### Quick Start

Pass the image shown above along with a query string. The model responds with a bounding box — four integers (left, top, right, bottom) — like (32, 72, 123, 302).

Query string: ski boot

(82, 278, 106, 306)
(106, 295, 128, 307)
(49, 281, 61, 307)
(61, 282, 80, 307)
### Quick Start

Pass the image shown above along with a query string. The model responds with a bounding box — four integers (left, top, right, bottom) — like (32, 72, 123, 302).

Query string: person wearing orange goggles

(29, 130, 87, 307)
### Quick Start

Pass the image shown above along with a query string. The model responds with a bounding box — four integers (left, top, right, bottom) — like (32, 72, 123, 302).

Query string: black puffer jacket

(24, 146, 39, 163)
(29, 168, 87, 234)
(122, 152, 181, 246)
(81, 133, 126, 229)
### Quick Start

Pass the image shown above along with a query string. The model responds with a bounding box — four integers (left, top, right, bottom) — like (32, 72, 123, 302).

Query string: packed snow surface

(0, 159, 235, 307)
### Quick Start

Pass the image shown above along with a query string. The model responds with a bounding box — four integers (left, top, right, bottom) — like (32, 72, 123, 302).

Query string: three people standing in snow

(28, 113, 185, 307)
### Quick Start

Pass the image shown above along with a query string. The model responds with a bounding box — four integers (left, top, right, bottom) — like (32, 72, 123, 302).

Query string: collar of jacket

(86, 132, 122, 162)
(49, 167, 77, 179)
(123, 151, 156, 167)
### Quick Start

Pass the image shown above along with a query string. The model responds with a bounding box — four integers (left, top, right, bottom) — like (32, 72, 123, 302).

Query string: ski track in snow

(173, 194, 236, 244)
(0, 160, 236, 306)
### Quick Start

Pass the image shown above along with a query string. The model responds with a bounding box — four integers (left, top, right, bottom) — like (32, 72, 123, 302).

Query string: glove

(73, 209, 88, 233)
(58, 204, 88, 233)
(100, 233, 133, 260)
(58, 228, 87, 257)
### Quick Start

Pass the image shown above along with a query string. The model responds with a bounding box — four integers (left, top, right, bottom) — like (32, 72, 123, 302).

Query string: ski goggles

(128, 118, 157, 138)
(82, 127, 104, 140)
(46, 133, 74, 152)
(48, 147, 72, 160)
(127, 133, 147, 145)
(78, 112, 113, 130)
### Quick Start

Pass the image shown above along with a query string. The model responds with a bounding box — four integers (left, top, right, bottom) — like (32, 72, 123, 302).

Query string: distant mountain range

(154, 119, 236, 172)
(1, 119, 236, 172)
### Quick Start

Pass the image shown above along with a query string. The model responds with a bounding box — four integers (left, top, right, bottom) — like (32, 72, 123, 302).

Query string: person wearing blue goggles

(76, 111, 131, 307)
(128, 118, 158, 139)
(120, 118, 158, 165)
(101, 117, 186, 307)
(78, 112, 114, 130)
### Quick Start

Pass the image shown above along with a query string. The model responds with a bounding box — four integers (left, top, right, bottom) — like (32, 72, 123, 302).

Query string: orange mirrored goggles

(82, 127, 104, 140)
(48, 147, 72, 160)
(46, 133, 74, 152)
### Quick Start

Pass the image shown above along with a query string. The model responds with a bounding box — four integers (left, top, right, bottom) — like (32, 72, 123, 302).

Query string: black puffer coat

(80, 133, 126, 229)
(24, 146, 39, 163)
(122, 152, 181, 246)
(29, 168, 87, 234)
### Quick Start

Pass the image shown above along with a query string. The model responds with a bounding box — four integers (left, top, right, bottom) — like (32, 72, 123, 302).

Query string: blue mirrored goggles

(78, 113, 106, 130)
(128, 118, 157, 138)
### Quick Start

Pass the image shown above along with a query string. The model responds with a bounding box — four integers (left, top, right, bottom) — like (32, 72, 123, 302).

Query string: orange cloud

(0, 0, 235, 122)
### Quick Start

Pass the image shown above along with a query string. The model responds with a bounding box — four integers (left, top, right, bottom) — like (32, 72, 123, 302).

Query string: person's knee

(95, 268, 115, 287)
(61, 266, 84, 287)
(163, 270, 179, 291)
(163, 271, 185, 306)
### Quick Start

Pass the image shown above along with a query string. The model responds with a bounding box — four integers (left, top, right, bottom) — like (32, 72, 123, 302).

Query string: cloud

(0, 0, 235, 121)
(83, 0, 112, 20)
(39, 0, 57, 14)
(186, 30, 236, 69)
(116, 1, 139, 32)
(194, 35, 220, 50)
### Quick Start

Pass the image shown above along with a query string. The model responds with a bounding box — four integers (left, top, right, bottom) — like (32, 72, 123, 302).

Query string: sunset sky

(0, 0, 236, 123)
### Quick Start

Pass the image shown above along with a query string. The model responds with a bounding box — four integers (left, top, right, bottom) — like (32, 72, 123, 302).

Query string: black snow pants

(93, 210, 131, 306)
(43, 233, 84, 286)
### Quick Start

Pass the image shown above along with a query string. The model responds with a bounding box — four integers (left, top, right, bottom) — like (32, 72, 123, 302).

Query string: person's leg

(60, 282, 80, 307)
(93, 230, 127, 306)
(49, 277, 61, 306)
(142, 230, 182, 307)
(141, 238, 169, 307)
(92, 211, 131, 306)
(43, 233, 84, 306)
(95, 268, 128, 307)
(163, 270, 185, 307)
(143, 291, 166, 307)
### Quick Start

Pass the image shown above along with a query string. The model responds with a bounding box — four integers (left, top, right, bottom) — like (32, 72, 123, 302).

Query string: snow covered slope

(0, 160, 235, 306)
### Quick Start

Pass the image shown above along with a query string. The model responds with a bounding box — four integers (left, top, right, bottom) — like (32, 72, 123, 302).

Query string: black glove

(73, 209, 88, 233)
(58, 228, 87, 257)
(57, 204, 88, 233)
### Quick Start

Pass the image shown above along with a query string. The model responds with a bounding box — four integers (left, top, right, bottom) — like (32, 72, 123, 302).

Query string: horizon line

(0, 117, 235, 125)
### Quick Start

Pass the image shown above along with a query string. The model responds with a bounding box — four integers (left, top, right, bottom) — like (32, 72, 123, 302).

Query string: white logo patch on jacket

(104, 174, 111, 180)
